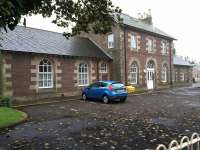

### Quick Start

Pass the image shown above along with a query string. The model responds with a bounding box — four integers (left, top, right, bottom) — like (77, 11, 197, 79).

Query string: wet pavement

(0, 86, 200, 150)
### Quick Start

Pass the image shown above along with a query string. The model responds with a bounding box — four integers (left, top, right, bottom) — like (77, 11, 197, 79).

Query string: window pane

(48, 74, 51, 80)
(47, 80, 52, 87)
(44, 66, 47, 72)
(48, 66, 52, 72)
(44, 80, 48, 87)
(39, 66, 43, 72)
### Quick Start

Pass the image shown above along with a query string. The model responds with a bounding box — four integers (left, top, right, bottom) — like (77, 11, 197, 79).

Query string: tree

(0, 0, 121, 37)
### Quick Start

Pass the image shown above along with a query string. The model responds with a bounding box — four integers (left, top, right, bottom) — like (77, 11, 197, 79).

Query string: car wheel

(120, 97, 127, 102)
(103, 95, 109, 104)
(82, 93, 87, 101)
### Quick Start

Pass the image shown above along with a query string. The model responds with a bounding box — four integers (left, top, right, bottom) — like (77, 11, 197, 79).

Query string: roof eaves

(123, 24, 176, 40)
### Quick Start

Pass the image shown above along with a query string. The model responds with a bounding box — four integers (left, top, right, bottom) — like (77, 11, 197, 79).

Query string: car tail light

(108, 85, 113, 91)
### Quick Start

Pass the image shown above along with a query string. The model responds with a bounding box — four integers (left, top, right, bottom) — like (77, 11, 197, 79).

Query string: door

(87, 82, 101, 99)
(147, 69, 155, 90)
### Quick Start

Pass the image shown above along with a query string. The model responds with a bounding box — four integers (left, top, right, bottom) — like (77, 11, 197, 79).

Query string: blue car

(82, 81, 128, 104)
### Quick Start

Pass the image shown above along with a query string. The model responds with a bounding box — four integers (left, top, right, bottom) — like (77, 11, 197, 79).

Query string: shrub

(0, 96, 11, 107)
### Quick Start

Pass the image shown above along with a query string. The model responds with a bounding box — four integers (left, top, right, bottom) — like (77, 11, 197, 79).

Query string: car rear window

(101, 82, 109, 87)
(111, 83, 124, 89)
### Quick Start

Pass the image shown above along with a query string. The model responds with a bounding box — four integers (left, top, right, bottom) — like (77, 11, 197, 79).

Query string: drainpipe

(123, 26, 128, 85)
(169, 41, 173, 87)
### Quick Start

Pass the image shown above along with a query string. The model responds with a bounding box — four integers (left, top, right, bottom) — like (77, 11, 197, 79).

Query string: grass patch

(0, 107, 27, 129)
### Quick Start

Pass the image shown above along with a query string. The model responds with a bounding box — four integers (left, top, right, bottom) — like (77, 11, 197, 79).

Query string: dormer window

(107, 33, 114, 49)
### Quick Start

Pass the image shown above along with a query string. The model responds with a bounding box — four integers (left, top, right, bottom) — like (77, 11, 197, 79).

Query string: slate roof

(119, 13, 175, 40)
(0, 26, 112, 60)
(173, 56, 193, 67)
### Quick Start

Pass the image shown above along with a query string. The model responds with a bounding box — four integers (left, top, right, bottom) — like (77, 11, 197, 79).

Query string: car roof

(99, 80, 120, 84)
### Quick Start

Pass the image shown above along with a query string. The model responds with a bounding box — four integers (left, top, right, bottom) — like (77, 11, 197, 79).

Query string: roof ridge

(16, 25, 64, 35)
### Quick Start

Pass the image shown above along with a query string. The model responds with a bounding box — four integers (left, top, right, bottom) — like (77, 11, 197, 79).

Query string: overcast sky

(24, 0, 200, 62)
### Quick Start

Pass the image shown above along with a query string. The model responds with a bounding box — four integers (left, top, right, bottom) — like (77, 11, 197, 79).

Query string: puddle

(151, 117, 177, 127)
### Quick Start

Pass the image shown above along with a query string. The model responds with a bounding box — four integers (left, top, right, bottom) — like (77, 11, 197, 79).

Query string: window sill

(38, 87, 54, 89)
(78, 84, 89, 87)
(38, 88, 56, 93)
(107, 47, 115, 49)
(161, 53, 168, 56)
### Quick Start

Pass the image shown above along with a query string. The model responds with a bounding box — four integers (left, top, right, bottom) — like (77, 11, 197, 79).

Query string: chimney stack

(138, 9, 153, 25)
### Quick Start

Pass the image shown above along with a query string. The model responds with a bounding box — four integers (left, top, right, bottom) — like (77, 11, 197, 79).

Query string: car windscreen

(111, 83, 124, 89)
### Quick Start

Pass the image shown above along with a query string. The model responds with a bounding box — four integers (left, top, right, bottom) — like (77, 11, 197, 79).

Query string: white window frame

(78, 63, 89, 86)
(107, 33, 114, 49)
(100, 63, 108, 73)
(161, 65, 167, 83)
(130, 62, 138, 84)
(147, 39, 154, 52)
(131, 35, 137, 49)
(162, 41, 167, 55)
(180, 72, 185, 81)
(38, 59, 53, 89)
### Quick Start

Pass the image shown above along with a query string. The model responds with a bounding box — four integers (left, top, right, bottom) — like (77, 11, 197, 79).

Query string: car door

(87, 82, 101, 99)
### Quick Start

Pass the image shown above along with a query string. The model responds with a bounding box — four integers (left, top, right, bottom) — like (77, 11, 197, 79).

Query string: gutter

(123, 26, 128, 85)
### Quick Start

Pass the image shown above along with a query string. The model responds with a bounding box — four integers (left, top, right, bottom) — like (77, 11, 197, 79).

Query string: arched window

(79, 63, 89, 86)
(100, 63, 108, 73)
(161, 64, 167, 82)
(130, 62, 138, 84)
(38, 58, 53, 88)
(147, 60, 155, 69)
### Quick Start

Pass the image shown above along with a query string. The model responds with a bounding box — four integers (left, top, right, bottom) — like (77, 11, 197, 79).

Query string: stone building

(173, 56, 193, 86)
(193, 64, 200, 82)
(0, 26, 112, 103)
(80, 13, 175, 90)
(0, 12, 179, 103)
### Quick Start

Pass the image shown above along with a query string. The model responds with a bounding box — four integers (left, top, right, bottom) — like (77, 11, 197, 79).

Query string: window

(162, 41, 167, 54)
(147, 60, 155, 69)
(79, 63, 89, 86)
(100, 63, 108, 73)
(130, 62, 138, 84)
(161, 64, 167, 82)
(38, 59, 53, 88)
(175, 72, 178, 82)
(131, 35, 137, 49)
(107, 34, 114, 48)
(147, 39, 154, 52)
(180, 72, 185, 81)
